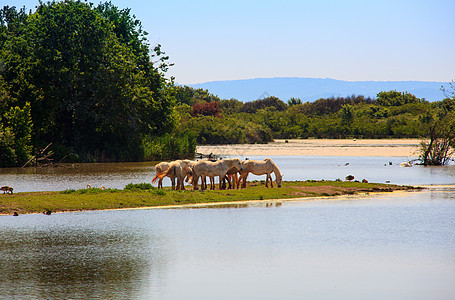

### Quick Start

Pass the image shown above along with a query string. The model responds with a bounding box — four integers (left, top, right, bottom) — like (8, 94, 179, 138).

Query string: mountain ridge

(186, 77, 447, 102)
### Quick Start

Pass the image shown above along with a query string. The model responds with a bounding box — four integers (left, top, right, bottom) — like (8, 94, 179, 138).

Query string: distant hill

(187, 77, 447, 102)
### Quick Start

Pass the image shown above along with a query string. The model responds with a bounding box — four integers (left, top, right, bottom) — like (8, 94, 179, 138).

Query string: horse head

(276, 174, 283, 188)
(233, 158, 243, 171)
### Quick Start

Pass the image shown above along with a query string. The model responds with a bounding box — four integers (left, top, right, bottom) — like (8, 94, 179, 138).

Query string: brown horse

(238, 158, 283, 188)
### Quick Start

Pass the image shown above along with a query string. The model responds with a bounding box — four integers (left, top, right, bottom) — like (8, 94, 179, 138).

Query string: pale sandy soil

(197, 139, 422, 157)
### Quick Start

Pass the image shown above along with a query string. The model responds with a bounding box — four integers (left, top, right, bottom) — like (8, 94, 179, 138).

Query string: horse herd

(151, 158, 283, 191)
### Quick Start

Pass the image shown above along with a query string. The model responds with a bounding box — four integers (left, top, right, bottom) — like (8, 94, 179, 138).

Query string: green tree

(419, 97, 455, 165)
(287, 97, 302, 106)
(376, 90, 420, 106)
(0, 2, 176, 162)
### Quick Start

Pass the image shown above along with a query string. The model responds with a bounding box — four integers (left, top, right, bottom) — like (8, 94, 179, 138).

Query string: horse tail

(152, 164, 164, 184)
(158, 165, 176, 179)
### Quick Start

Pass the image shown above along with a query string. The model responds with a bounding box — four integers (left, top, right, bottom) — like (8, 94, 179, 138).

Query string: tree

(419, 97, 455, 165)
(0, 2, 176, 163)
(240, 96, 287, 113)
(376, 91, 420, 106)
(287, 97, 302, 106)
(190, 101, 222, 117)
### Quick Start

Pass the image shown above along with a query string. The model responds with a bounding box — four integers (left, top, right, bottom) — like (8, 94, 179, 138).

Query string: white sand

(197, 139, 421, 157)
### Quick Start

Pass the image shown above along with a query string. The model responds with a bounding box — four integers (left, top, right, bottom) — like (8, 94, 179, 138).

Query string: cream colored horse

(155, 160, 194, 190)
(151, 162, 170, 189)
(238, 158, 283, 188)
(191, 158, 243, 190)
(222, 166, 240, 189)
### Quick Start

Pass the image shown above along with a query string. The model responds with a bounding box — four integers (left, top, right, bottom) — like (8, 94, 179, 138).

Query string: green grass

(0, 181, 417, 215)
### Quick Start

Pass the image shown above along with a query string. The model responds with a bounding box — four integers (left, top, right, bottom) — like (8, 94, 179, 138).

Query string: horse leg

(233, 173, 238, 189)
(239, 172, 248, 189)
(202, 176, 206, 190)
(226, 175, 232, 189)
(210, 176, 215, 190)
(269, 173, 274, 188)
(192, 175, 199, 190)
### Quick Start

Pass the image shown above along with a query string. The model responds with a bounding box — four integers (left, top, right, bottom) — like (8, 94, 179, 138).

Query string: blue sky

(9, 0, 455, 84)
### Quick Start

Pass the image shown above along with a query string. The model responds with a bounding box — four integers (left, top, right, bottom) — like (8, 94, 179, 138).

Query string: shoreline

(197, 138, 421, 157)
(0, 181, 419, 216)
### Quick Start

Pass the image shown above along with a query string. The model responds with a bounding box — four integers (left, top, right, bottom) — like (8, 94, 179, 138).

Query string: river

(1, 154, 454, 299)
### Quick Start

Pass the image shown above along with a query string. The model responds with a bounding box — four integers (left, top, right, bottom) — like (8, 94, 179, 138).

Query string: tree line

(173, 86, 455, 165)
(0, 1, 195, 167)
(1, 1, 453, 167)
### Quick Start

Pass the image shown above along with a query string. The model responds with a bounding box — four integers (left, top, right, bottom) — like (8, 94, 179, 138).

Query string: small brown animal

(1, 186, 13, 194)
(345, 175, 355, 181)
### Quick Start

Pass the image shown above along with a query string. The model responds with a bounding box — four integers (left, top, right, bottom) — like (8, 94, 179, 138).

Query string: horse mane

(266, 158, 282, 178)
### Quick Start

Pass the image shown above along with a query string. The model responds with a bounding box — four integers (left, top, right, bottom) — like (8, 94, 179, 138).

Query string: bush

(142, 130, 196, 161)
(190, 101, 222, 117)
(124, 182, 155, 190)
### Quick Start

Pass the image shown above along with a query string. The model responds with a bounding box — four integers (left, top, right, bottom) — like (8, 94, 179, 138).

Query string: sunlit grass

(0, 181, 416, 215)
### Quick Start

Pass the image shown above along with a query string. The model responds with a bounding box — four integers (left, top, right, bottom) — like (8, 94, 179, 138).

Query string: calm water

(1, 156, 455, 299)
(1, 156, 455, 192)
(1, 187, 454, 299)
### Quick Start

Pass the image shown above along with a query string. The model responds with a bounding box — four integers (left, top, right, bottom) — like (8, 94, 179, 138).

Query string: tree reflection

(0, 226, 170, 298)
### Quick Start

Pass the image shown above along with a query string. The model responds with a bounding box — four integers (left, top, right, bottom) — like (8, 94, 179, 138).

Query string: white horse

(238, 158, 283, 188)
(191, 158, 243, 190)
(151, 162, 170, 189)
(155, 160, 194, 190)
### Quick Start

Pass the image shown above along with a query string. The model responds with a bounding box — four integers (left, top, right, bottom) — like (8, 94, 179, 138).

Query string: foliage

(240, 96, 287, 113)
(173, 86, 454, 144)
(0, 102, 32, 167)
(124, 182, 155, 190)
(141, 130, 196, 161)
(287, 97, 303, 106)
(0, 1, 178, 165)
(418, 98, 455, 165)
(190, 101, 222, 117)
(219, 98, 243, 114)
(376, 90, 421, 106)
(182, 115, 272, 144)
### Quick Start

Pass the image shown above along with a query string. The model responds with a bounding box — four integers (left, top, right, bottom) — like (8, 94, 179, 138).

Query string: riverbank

(0, 181, 417, 216)
(197, 138, 421, 157)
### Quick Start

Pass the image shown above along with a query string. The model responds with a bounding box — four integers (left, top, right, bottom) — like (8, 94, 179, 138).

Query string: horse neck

(271, 162, 282, 178)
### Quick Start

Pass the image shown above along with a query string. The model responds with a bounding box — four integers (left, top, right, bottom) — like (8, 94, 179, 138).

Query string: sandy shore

(197, 139, 421, 157)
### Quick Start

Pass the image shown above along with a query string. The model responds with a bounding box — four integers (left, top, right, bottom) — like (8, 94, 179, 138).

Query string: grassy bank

(0, 181, 417, 216)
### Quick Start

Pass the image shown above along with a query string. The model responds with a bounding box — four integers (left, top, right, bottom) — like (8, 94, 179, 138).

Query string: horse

(221, 166, 240, 189)
(238, 158, 283, 188)
(155, 160, 194, 190)
(191, 158, 242, 190)
(151, 162, 170, 189)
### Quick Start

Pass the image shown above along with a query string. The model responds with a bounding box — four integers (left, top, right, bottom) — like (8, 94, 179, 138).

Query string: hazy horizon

(13, 0, 455, 84)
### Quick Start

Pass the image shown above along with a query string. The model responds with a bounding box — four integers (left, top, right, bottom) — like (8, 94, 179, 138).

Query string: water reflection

(1, 188, 455, 299)
(0, 162, 157, 192)
(0, 211, 171, 299)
